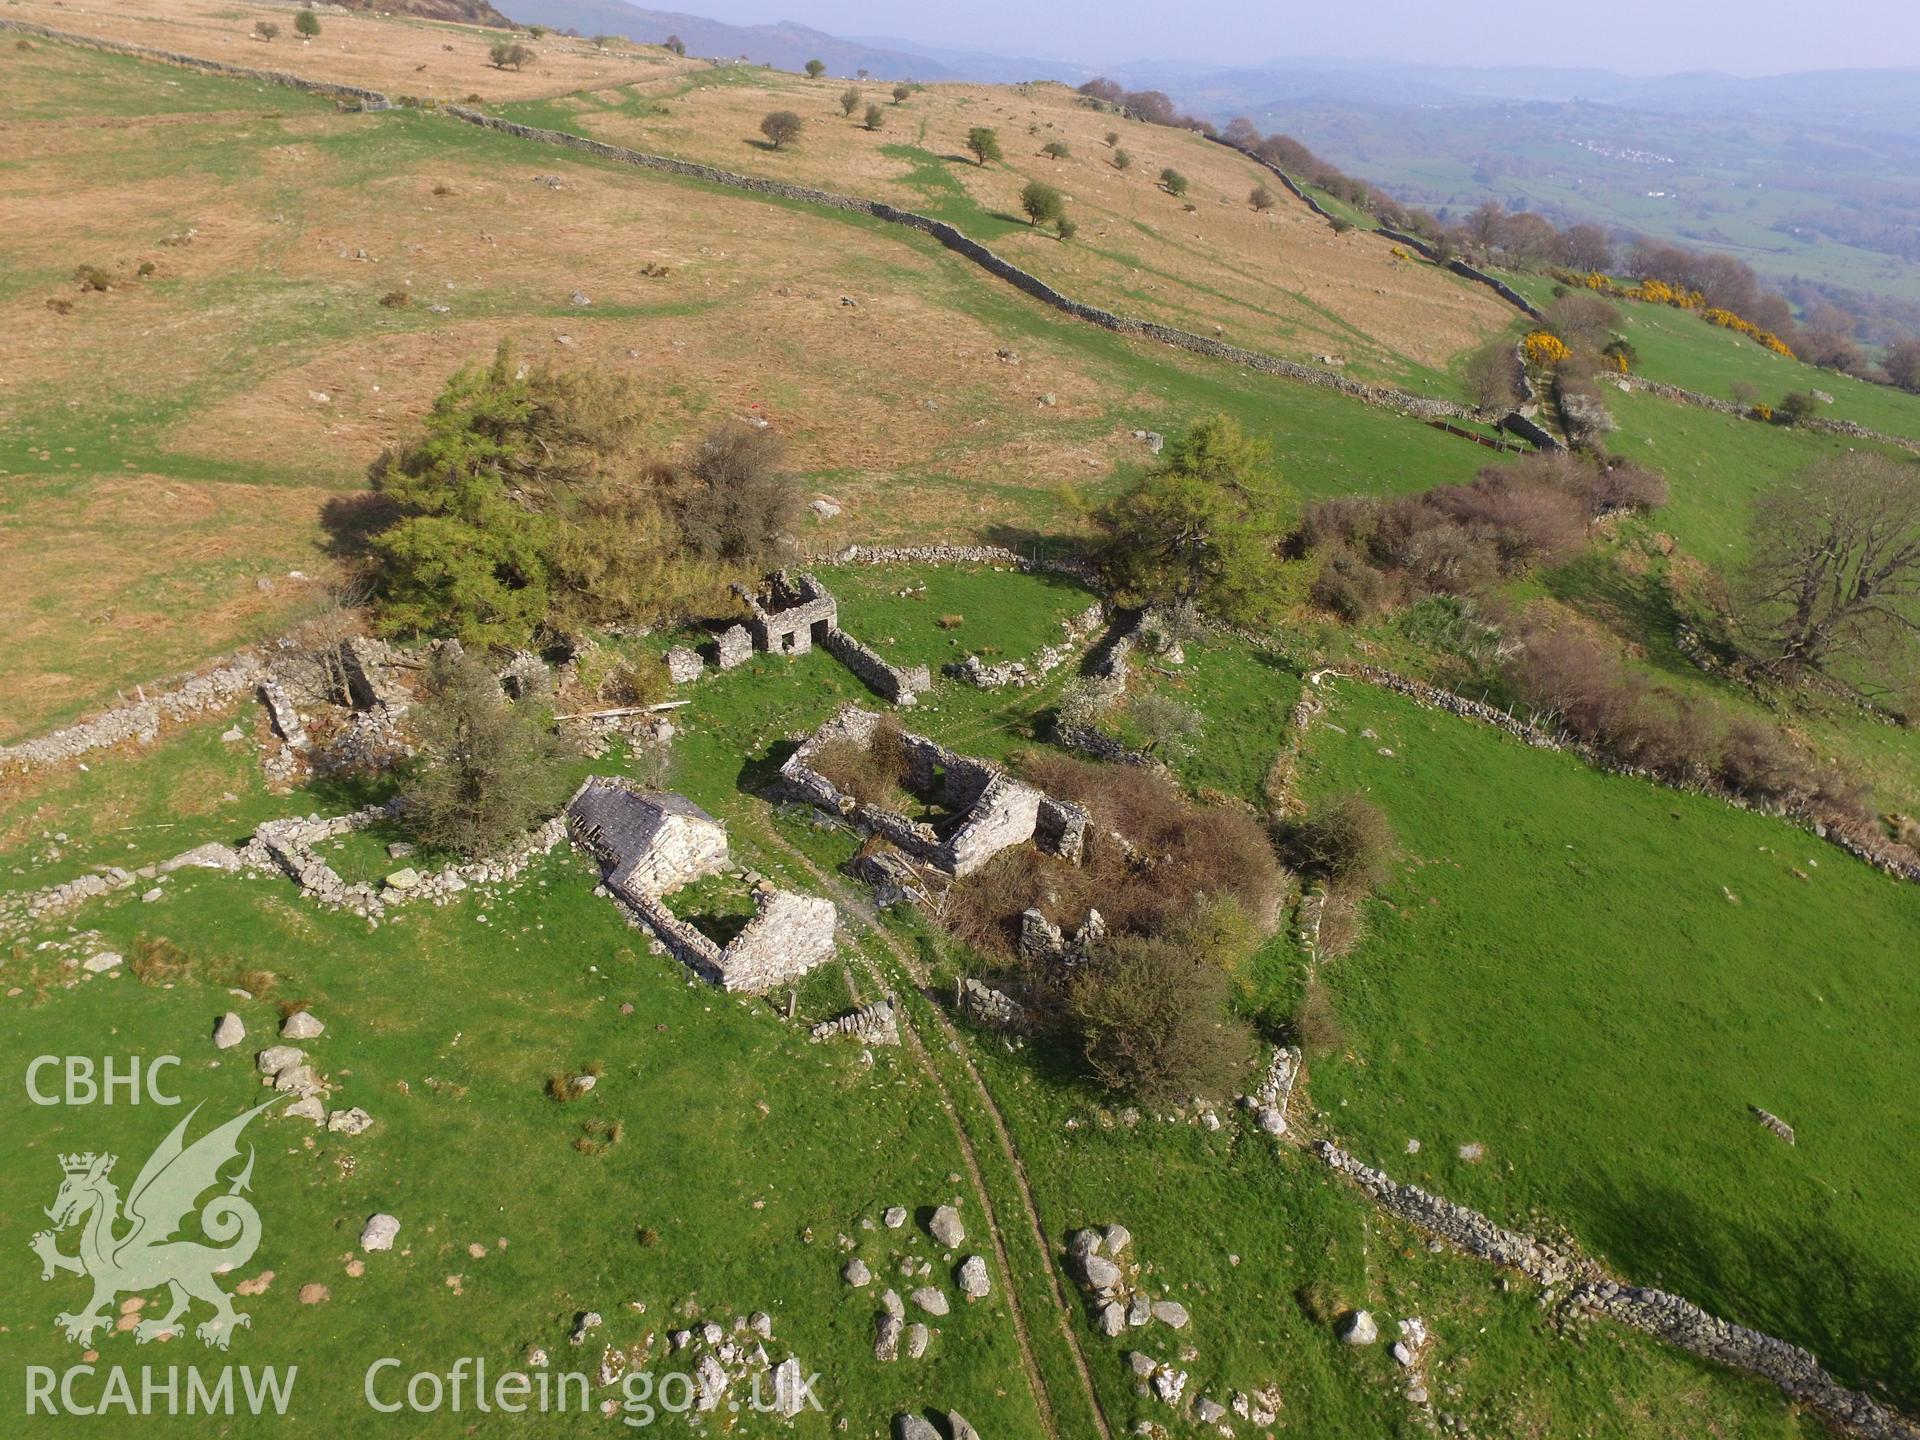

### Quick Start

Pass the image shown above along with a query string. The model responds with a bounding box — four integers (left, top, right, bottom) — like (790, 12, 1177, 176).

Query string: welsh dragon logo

(31, 1098, 278, 1349)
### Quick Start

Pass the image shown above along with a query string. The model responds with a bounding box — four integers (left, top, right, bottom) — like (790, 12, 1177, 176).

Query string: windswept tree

(1020, 180, 1064, 227)
(1883, 337, 1920, 394)
(663, 33, 686, 56)
(839, 85, 860, 118)
(892, 82, 911, 104)
(293, 8, 320, 37)
(673, 419, 801, 567)
(1159, 167, 1188, 197)
(804, 57, 826, 79)
(863, 103, 883, 132)
(759, 109, 803, 149)
(1095, 414, 1297, 625)
(254, 19, 279, 40)
(1739, 453, 1920, 700)
(964, 126, 1001, 166)
(489, 40, 534, 70)
(401, 650, 575, 859)
(1249, 183, 1275, 212)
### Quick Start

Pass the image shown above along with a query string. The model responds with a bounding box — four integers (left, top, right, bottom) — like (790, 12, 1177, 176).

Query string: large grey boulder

(928, 1205, 965, 1248)
(910, 1286, 950, 1317)
(1081, 1254, 1123, 1292)
(946, 1413, 981, 1440)
(1339, 1310, 1378, 1345)
(904, 1321, 929, 1359)
(873, 1312, 903, 1362)
(843, 1258, 872, 1288)
(957, 1255, 990, 1299)
(256, 1045, 304, 1075)
(213, 1013, 247, 1050)
(281, 1010, 325, 1040)
(892, 1416, 940, 1440)
(1151, 1299, 1189, 1330)
(1096, 1301, 1126, 1336)
(359, 1213, 400, 1252)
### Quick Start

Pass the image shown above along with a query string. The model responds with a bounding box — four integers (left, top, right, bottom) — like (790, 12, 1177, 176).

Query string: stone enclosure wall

(0, 20, 393, 108)
(1317, 1142, 1919, 1440)
(781, 706, 1088, 877)
(443, 108, 1508, 436)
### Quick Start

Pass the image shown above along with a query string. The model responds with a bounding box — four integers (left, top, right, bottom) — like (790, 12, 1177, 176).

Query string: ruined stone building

(567, 777, 837, 994)
(780, 706, 1089, 878)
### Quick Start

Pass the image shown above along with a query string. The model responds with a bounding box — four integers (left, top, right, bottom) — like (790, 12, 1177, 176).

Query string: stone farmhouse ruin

(780, 705, 1089, 878)
(675, 572, 933, 706)
(568, 778, 838, 993)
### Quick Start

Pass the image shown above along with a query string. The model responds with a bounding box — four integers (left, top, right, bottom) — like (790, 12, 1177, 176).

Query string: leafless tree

(1740, 453, 1920, 701)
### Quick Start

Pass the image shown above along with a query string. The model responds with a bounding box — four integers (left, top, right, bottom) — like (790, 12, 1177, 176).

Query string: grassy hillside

(1296, 678, 1920, 1408)
(1501, 272, 1920, 443)
(2, 36, 1508, 740)
(483, 70, 1514, 395)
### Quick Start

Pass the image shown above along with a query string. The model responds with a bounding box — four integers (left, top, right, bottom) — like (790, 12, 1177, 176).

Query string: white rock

(256, 1045, 304, 1074)
(360, 1213, 401, 1251)
(909, 1286, 949, 1317)
(327, 1107, 374, 1135)
(213, 1012, 247, 1049)
(928, 1204, 965, 1247)
(957, 1255, 990, 1298)
(1340, 1310, 1378, 1345)
(280, 1010, 325, 1040)
(82, 951, 123, 974)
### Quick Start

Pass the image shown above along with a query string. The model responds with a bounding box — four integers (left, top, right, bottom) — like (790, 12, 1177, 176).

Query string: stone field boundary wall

(440, 107, 1501, 433)
(0, 657, 266, 778)
(0, 19, 394, 108)
(1337, 666, 1920, 885)
(1317, 1143, 1920, 1440)
(1618, 376, 1920, 456)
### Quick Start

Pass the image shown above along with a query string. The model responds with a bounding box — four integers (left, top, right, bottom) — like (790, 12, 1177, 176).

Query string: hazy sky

(675, 0, 1920, 75)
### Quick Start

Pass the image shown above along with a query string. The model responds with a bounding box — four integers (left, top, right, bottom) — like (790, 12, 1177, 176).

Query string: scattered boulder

(844, 1258, 872, 1288)
(1081, 1254, 1123, 1292)
(957, 1255, 990, 1299)
(384, 868, 420, 891)
(892, 1416, 940, 1440)
(910, 1286, 950, 1317)
(905, 1321, 929, 1359)
(1097, 1300, 1126, 1336)
(82, 951, 123, 974)
(928, 1205, 965, 1248)
(327, 1107, 374, 1136)
(884, 1205, 908, 1229)
(873, 1312, 902, 1361)
(359, 1214, 400, 1252)
(1339, 1310, 1378, 1346)
(213, 1013, 247, 1050)
(256, 1045, 304, 1075)
(947, 1413, 981, 1440)
(1151, 1299, 1189, 1330)
(280, 1010, 325, 1040)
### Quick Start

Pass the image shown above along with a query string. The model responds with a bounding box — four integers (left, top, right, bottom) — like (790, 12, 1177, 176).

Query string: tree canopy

(1094, 415, 1297, 625)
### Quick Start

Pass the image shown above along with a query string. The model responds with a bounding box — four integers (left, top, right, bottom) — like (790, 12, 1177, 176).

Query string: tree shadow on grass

(318, 490, 400, 564)
(1566, 1168, 1920, 1413)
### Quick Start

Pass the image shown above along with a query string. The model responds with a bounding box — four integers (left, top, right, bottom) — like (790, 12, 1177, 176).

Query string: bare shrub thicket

(1301, 451, 1667, 620)
(807, 715, 911, 810)
(945, 754, 1281, 961)
(1504, 620, 1872, 815)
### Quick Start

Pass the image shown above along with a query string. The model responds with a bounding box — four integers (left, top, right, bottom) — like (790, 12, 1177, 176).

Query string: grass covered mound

(1295, 678, 1920, 1407)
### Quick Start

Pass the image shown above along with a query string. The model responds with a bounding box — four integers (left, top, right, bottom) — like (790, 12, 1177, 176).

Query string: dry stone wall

(0, 658, 265, 778)
(1337, 666, 1920, 883)
(0, 20, 393, 108)
(1618, 376, 1920, 455)
(1317, 1142, 1919, 1440)
(443, 108, 1503, 435)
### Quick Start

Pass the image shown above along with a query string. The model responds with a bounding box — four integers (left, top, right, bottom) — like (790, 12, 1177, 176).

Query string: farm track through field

(752, 815, 1114, 1440)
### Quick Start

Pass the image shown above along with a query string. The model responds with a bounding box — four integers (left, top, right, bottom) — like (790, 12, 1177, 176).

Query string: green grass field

(1499, 273, 1920, 443)
(1295, 678, 1920, 1409)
